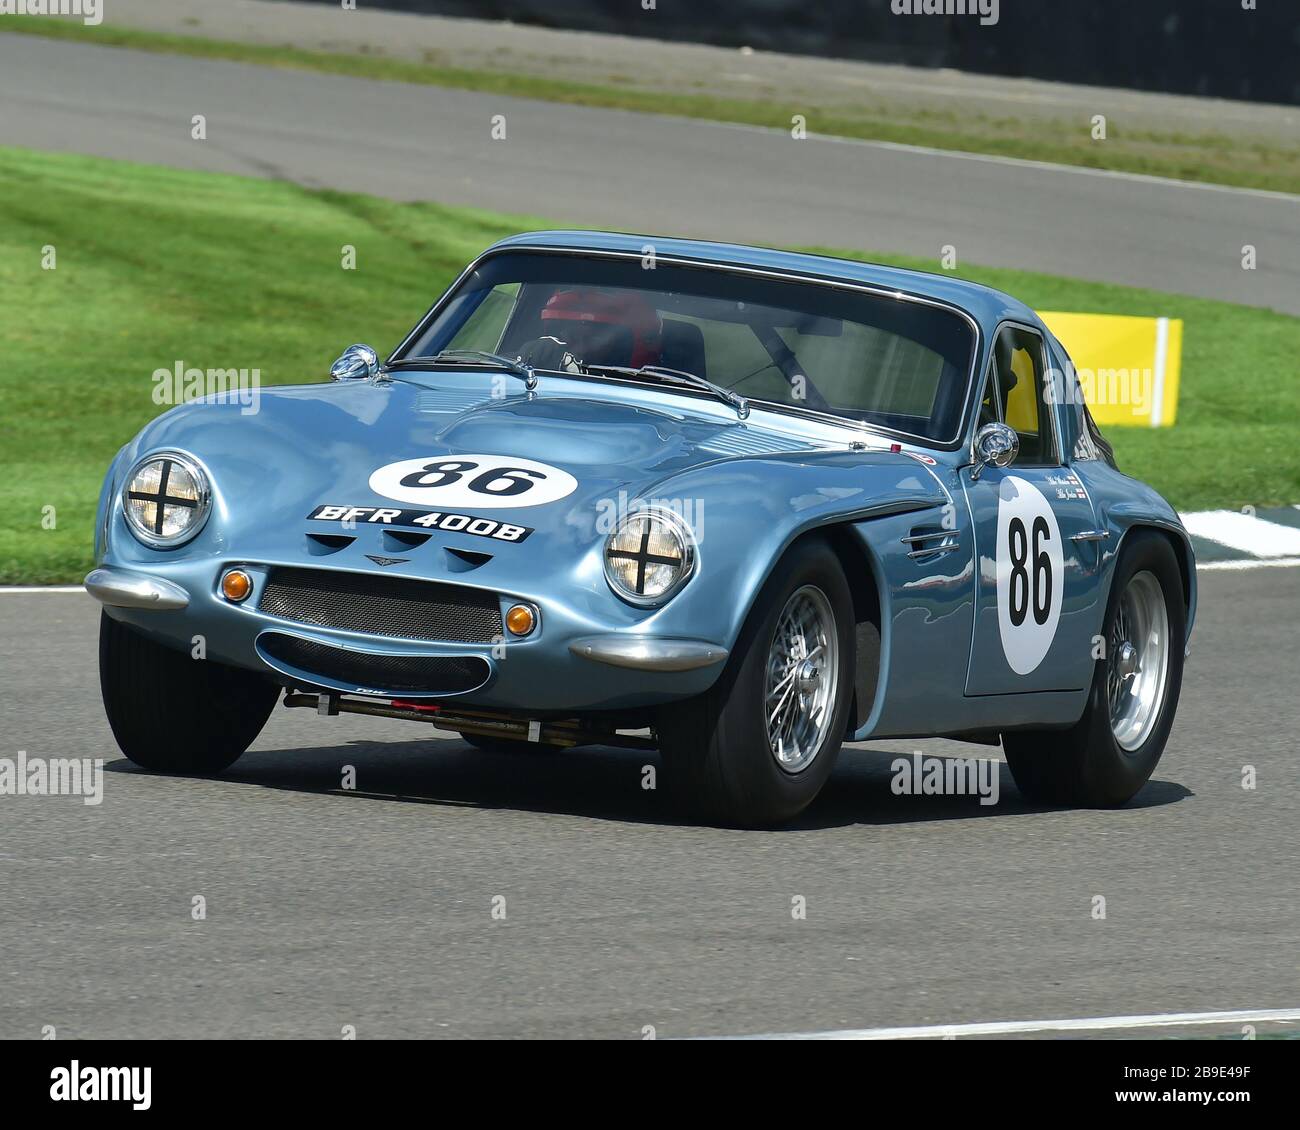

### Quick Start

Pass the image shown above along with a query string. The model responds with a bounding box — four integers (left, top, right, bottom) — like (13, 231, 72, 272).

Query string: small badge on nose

(365, 555, 408, 567)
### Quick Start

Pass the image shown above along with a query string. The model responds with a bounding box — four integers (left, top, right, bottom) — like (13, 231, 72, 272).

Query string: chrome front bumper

(569, 636, 728, 672)
(84, 567, 190, 610)
(87, 567, 726, 687)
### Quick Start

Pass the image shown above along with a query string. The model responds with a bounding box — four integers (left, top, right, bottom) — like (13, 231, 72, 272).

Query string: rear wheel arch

(1004, 527, 1186, 806)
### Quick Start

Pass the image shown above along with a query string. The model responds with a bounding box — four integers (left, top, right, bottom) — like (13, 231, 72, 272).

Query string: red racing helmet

(540, 289, 662, 368)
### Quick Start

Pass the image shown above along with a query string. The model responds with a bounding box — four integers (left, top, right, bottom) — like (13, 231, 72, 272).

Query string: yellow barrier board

(1038, 311, 1183, 427)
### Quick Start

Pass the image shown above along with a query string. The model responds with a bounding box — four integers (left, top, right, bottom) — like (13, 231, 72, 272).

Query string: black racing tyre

(657, 537, 856, 827)
(99, 611, 279, 774)
(1004, 530, 1186, 806)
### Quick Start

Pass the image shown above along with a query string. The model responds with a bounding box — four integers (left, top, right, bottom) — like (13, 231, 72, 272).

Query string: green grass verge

(3, 17, 1299, 197)
(1, 146, 1296, 583)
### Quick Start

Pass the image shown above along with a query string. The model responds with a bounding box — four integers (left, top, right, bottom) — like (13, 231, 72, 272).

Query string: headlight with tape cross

(122, 452, 211, 548)
(604, 509, 696, 606)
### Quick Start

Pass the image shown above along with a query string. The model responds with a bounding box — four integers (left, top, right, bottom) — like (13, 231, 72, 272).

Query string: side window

(990, 326, 1056, 465)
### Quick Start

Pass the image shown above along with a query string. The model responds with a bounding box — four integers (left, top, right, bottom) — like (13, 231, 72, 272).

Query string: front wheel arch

(820, 524, 885, 734)
(1108, 521, 1194, 648)
(696, 520, 886, 735)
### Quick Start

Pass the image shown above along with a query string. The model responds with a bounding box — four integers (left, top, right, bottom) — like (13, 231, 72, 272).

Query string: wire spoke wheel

(764, 585, 839, 773)
(656, 538, 856, 825)
(1107, 570, 1171, 752)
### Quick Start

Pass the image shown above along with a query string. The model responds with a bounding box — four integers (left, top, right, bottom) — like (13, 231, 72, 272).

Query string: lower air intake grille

(258, 633, 490, 694)
(258, 566, 501, 644)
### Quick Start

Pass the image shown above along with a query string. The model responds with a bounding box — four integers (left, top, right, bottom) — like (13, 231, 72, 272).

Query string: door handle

(1070, 529, 1110, 543)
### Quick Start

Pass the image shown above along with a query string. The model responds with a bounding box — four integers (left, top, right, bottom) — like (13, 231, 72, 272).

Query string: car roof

(485, 230, 1040, 330)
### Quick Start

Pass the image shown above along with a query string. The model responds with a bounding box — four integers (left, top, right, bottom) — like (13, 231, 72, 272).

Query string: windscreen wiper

(587, 364, 749, 419)
(389, 350, 539, 390)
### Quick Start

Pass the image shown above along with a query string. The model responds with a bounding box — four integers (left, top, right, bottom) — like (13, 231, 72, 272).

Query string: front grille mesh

(257, 567, 501, 644)
(259, 633, 489, 694)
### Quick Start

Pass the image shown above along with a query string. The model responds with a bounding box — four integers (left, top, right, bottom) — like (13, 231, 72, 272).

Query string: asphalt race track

(3, 566, 1297, 1039)
(0, 35, 1296, 314)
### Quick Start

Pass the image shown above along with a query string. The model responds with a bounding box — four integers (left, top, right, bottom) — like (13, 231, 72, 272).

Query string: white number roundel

(996, 476, 1063, 675)
(369, 455, 578, 509)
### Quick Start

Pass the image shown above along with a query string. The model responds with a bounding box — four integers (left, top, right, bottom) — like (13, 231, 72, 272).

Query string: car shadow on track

(105, 738, 1192, 830)
(806, 747, 1191, 829)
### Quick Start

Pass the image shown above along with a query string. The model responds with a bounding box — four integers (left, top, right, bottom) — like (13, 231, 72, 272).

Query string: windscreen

(399, 251, 978, 443)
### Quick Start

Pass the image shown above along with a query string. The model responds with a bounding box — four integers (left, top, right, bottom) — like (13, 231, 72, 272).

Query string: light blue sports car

(89, 231, 1195, 825)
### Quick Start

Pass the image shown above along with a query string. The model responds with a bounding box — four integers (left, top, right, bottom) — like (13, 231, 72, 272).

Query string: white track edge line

(0, 586, 86, 593)
(1180, 510, 1300, 558)
(1196, 556, 1300, 572)
(722, 1006, 1300, 1040)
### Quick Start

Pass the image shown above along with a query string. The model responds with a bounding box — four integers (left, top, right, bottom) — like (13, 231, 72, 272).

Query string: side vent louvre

(901, 527, 960, 561)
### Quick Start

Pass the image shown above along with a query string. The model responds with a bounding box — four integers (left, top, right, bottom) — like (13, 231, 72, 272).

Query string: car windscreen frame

(391, 246, 984, 449)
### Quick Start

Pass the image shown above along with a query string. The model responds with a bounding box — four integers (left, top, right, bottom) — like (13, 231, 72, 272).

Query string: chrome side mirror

(970, 422, 1019, 481)
(330, 343, 382, 382)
